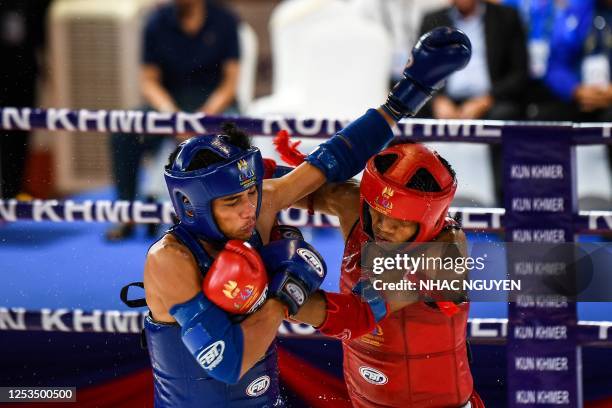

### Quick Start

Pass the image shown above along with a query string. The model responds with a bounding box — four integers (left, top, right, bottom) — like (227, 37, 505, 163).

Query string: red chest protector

(340, 220, 473, 408)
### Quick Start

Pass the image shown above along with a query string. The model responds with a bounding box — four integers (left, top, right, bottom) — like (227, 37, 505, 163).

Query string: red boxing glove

(317, 292, 388, 340)
(203, 240, 268, 315)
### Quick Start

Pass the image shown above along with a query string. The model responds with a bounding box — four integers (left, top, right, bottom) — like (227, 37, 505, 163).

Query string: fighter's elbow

(188, 336, 243, 384)
(171, 293, 245, 384)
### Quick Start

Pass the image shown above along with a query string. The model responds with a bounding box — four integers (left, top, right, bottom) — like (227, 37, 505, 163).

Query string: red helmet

(360, 142, 457, 243)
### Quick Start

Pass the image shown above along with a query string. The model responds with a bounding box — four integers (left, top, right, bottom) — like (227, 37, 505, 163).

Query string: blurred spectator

(574, 0, 611, 122)
(503, 0, 572, 81)
(352, 0, 448, 82)
(0, 0, 51, 199)
(418, 0, 528, 120)
(107, 0, 240, 241)
(503, 0, 601, 121)
(545, 0, 610, 122)
(418, 0, 528, 204)
(572, 0, 611, 183)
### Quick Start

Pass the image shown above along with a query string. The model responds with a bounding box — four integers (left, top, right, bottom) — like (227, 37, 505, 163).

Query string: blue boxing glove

(269, 224, 304, 241)
(259, 239, 327, 316)
(382, 27, 472, 121)
(303, 29, 469, 183)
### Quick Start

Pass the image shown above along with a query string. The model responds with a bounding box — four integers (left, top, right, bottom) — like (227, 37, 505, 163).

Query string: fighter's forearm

(376, 106, 396, 127)
(291, 182, 344, 215)
(269, 107, 395, 213)
(239, 299, 286, 378)
(292, 291, 327, 327)
(293, 291, 407, 331)
(272, 162, 327, 211)
(295, 289, 390, 341)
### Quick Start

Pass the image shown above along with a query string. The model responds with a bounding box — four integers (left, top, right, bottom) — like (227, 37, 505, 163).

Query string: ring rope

(0, 107, 610, 143)
(1, 200, 610, 233)
(0, 307, 610, 346)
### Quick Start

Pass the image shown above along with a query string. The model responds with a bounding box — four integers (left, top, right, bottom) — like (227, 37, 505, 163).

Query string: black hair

(220, 122, 251, 150)
(406, 168, 443, 192)
(373, 153, 398, 175)
(167, 122, 252, 171)
(373, 141, 455, 193)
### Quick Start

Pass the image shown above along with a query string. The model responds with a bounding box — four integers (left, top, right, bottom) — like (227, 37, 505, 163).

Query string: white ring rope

(0, 107, 610, 143)
(1, 200, 611, 233)
(0, 307, 610, 346)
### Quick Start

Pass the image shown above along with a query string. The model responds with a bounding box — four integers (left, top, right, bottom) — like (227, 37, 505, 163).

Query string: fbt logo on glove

(197, 340, 225, 370)
(246, 375, 271, 397)
(286, 283, 305, 305)
(359, 366, 388, 385)
(297, 248, 325, 277)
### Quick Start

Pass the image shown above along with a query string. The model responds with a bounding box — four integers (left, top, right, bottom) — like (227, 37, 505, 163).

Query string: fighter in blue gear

(130, 27, 471, 408)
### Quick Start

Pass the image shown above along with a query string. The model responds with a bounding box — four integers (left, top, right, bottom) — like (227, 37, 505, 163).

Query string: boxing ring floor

(1, 187, 612, 407)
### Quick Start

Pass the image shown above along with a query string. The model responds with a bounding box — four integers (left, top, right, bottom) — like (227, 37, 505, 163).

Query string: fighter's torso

(144, 225, 282, 408)
(340, 221, 473, 408)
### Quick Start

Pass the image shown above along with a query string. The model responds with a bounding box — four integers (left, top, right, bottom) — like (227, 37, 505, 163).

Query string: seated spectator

(503, 0, 598, 121)
(560, 0, 611, 185)
(503, 0, 569, 81)
(418, 0, 528, 120)
(107, 0, 240, 241)
(417, 0, 528, 204)
(545, 0, 610, 123)
(579, 0, 611, 118)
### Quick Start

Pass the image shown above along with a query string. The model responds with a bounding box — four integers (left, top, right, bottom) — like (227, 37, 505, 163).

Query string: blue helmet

(164, 134, 264, 242)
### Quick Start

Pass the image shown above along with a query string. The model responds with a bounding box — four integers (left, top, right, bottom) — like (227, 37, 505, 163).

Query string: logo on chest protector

(359, 366, 388, 385)
(246, 375, 271, 397)
(197, 340, 225, 370)
(297, 248, 324, 277)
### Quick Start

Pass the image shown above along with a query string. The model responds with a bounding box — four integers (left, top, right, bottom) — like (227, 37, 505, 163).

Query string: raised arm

(263, 28, 472, 215)
(289, 179, 362, 240)
(264, 107, 395, 214)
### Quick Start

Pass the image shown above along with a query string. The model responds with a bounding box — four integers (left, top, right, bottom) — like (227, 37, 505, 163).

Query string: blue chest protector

(144, 225, 283, 408)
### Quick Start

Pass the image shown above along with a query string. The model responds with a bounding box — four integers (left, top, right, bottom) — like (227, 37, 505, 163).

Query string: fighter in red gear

(284, 140, 484, 407)
(141, 27, 472, 407)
